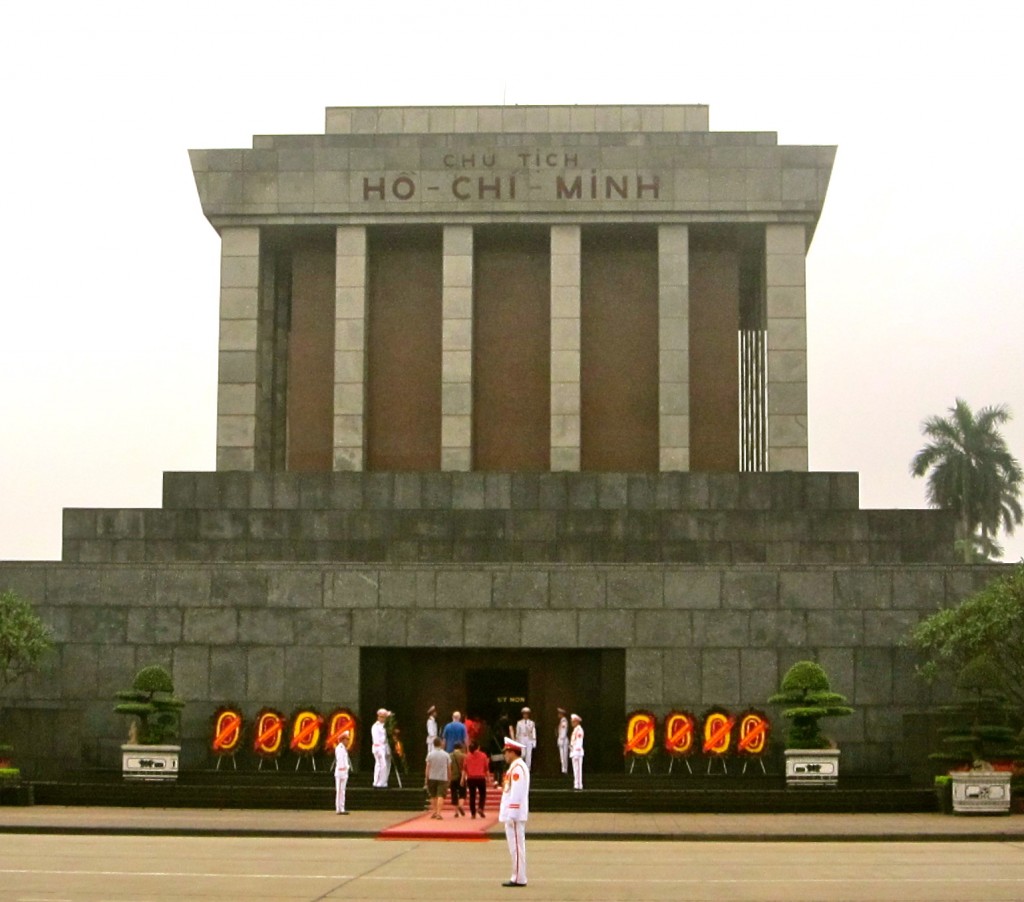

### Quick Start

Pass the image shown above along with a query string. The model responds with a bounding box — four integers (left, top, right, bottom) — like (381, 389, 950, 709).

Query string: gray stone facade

(0, 549, 1005, 779)
(0, 469, 996, 779)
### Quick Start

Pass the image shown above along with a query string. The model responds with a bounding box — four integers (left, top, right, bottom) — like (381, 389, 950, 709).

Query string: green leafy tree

(910, 398, 1023, 562)
(0, 589, 53, 699)
(0, 590, 53, 775)
(768, 660, 854, 749)
(910, 563, 1024, 712)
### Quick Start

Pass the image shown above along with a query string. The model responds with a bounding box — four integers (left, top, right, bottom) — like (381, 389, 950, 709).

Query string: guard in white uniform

(332, 730, 351, 813)
(425, 704, 438, 757)
(556, 707, 569, 775)
(498, 737, 530, 887)
(371, 708, 391, 788)
(570, 713, 585, 790)
(514, 707, 537, 770)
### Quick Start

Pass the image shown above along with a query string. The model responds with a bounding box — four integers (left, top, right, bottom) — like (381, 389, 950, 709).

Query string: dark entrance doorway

(465, 668, 527, 759)
(359, 648, 624, 775)
(465, 668, 528, 726)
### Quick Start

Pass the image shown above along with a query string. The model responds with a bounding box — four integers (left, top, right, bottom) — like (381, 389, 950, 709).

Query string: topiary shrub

(930, 656, 1022, 770)
(114, 665, 184, 745)
(769, 660, 854, 749)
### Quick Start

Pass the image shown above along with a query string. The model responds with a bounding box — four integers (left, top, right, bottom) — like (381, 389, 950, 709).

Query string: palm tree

(911, 399, 1023, 562)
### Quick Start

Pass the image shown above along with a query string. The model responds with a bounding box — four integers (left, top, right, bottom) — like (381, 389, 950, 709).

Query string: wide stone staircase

(28, 770, 936, 814)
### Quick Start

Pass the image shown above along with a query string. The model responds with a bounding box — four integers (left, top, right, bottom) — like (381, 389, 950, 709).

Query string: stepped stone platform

(61, 471, 956, 565)
(24, 771, 936, 815)
(3, 468, 987, 783)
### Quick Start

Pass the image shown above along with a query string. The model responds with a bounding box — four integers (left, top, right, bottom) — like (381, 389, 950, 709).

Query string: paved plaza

(2, 807, 1024, 900)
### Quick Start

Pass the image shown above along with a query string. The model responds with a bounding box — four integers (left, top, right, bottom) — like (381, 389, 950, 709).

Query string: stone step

(30, 772, 936, 814)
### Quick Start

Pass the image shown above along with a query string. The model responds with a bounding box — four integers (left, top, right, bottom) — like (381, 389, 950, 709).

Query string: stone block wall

(60, 471, 956, 566)
(0, 558, 1002, 779)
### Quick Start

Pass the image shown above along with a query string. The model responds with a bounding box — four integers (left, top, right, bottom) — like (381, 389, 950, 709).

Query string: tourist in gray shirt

(424, 737, 452, 819)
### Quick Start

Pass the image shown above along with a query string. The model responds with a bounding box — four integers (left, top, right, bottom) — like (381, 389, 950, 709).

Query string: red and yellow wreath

(324, 708, 357, 752)
(735, 709, 771, 757)
(701, 707, 735, 757)
(210, 705, 244, 756)
(289, 707, 324, 757)
(623, 709, 657, 757)
(253, 707, 286, 759)
(663, 709, 697, 757)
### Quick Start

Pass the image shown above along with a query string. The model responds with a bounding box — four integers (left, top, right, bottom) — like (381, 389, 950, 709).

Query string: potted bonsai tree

(114, 664, 184, 781)
(931, 657, 1020, 814)
(769, 660, 853, 787)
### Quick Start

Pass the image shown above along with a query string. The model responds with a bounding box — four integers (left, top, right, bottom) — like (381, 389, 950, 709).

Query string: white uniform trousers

(372, 746, 390, 787)
(504, 819, 527, 885)
(571, 755, 583, 790)
(558, 739, 569, 774)
(522, 743, 534, 770)
(334, 773, 348, 812)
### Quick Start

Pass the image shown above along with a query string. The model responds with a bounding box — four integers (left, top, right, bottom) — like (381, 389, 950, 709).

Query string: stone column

(333, 226, 368, 471)
(216, 227, 260, 471)
(442, 226, 473, 470)
(765, 224, 808, 471)
(550, 225, 581, 471)
(658, 225, 690, 471)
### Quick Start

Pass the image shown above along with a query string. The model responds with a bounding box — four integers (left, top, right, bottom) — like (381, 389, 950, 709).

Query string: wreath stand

(706, 756, 728, 775)
(667, 756, 693, 775)
(215, 754, 238, 771)
(628, 755, 652, 775)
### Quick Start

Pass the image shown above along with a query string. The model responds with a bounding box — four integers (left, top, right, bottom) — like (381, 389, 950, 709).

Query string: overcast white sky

(2, 1, 1022, 563)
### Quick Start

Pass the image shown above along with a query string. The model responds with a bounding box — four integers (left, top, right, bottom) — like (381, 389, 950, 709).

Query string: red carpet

(378, 803, 499, 841)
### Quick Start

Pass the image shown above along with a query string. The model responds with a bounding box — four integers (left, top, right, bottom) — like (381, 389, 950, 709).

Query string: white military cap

(376, 708, 390, 717)
(571, 713, 581, 721)
(504, 738, 525, 750)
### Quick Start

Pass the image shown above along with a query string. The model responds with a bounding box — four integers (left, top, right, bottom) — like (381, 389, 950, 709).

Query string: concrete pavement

(1, 805, 1023, 841)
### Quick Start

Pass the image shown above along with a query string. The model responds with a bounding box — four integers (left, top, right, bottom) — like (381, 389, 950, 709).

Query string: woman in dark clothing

(449, 742, 467, 816)
(491, 711, 510, 786)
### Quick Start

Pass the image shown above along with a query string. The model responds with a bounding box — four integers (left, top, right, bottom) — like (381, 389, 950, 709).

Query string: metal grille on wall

(739, 329, 767, 472)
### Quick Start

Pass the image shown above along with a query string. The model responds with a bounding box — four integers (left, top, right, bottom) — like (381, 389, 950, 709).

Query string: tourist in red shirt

(463, 741, 491, 818)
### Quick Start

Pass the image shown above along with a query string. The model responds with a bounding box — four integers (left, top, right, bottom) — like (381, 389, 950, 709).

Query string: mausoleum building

(0, 106, 996, 780)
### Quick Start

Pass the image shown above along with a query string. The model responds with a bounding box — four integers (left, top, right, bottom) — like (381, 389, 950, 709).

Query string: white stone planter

(121, 744, 180, 781)
(951, 770, 1011, 814)
(784, 748, 840, 787)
